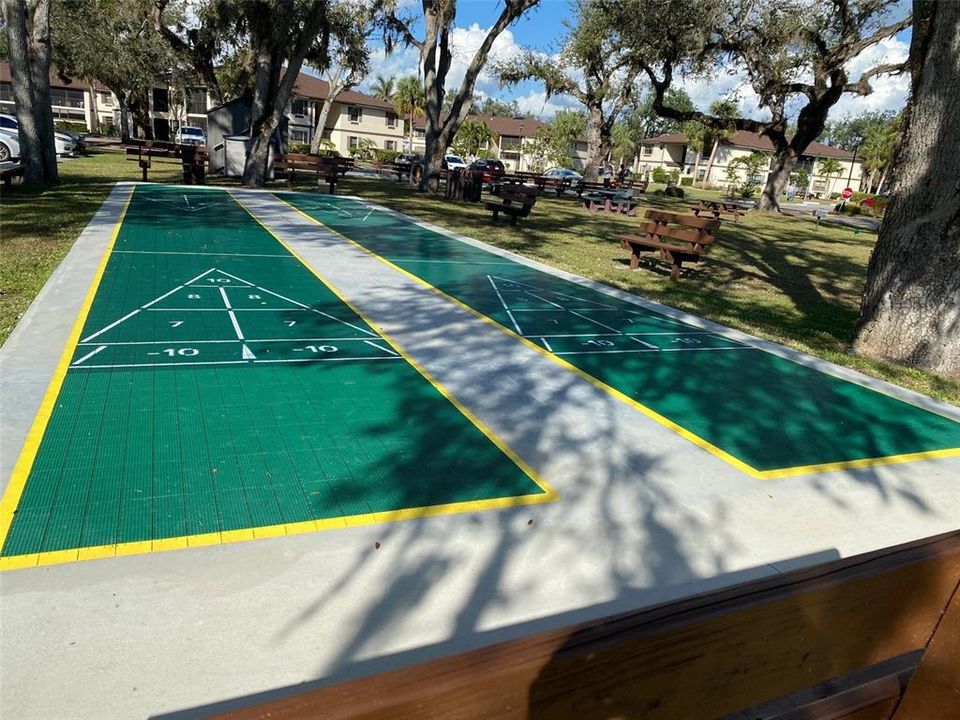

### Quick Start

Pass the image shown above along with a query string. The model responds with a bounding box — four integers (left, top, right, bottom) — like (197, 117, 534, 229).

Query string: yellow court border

(273, 192, 960, 481)
(0, 185, 556, 572)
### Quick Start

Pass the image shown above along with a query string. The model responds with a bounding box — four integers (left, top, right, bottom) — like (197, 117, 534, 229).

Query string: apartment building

(639, 131, 864, 196)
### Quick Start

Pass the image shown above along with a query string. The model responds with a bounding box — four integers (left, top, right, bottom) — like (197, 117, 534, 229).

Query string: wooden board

(214, 533, 960, 720)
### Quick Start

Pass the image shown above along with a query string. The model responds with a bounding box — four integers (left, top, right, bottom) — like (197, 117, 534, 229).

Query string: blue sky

(348, 0, 912, 122)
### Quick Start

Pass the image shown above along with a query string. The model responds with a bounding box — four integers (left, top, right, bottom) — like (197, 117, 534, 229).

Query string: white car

(442, 154, 468, 170)
(0, 113, 76, 156)
(175, 126, 207, 146)
(0, 128, 21, 162)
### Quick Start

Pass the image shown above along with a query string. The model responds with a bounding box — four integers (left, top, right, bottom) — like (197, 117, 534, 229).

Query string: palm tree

(452, 119, 497, 159)
(393, 75, 424, 154)
(817, 157, 844, 195)
(704, 99, 738, 186)
(683, 120, 707, 186)
(370, 74, 396, 102)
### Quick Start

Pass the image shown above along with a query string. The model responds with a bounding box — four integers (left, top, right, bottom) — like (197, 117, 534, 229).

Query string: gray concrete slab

(0, 184, 957, 720)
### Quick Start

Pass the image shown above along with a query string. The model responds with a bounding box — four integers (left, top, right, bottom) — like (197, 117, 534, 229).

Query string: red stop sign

(841, 187, 853, 200)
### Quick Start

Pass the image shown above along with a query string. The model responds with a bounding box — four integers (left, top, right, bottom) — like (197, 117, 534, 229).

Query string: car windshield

(446, 155, 464, 163)
(182, 128, 203, 136)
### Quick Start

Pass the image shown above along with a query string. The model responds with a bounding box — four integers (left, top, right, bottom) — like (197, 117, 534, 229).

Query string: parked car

(175, 125, 207, 146)
(0, 113, 76, 156)
(469, 158, 505, 183)
(442, 154, 468, 171)
(542, 167, 583, 181)
(0, 128, 21, 162)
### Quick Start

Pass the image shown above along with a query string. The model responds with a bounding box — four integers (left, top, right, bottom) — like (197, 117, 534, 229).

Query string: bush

(286, 141, 311, 155)
(665, 186, 685, 198)
(653, 189, 665, 196)
(55, 120, 88, 134)
(739, 182, 759, 198)
(680, 176, 694, 187)
(829, 192, 841, 200)
(651, 166, 668, 183)
(669, 168, 681, 183)
(371, 148, 401, 164)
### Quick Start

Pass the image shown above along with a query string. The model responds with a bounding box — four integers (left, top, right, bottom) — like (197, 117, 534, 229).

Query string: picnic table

(582, 188, 639, 216)
(125, 140, 207, 184)
(274, 154, 353, 193)
(693, 199, 746, 222)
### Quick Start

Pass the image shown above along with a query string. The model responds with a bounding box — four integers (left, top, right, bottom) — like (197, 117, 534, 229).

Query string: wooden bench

(582, 189, 639, 216)
(1, 163, 24, 187)
(484, 185, 538, 225)
(617, 209, 720, 281)
(125, 140, 208, 184)
(274, 153, 353, 193)
(694, 199, 744, 221)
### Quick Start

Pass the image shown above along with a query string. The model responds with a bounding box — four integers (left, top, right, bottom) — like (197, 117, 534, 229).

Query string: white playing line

(220, 287, 245, 340)
(242, 344, 257, 360)
(71, 356, 404, 370)
(113, 251, 292, 258)
(214, 269, 377, 338)
(363, 339, 399, 356)
(77, 337, 374, 346)
(555, 346, 753, 356)
(80, 268, 217, 342)
(490, 275, 617, 310)
(540, 338, 553, 351)
(567, 309, 623, 334)
(522, 291, 564, 309)
(486, 275, 524, 335)
(631, 336, 660, 350)
(71, 345, 108, 366)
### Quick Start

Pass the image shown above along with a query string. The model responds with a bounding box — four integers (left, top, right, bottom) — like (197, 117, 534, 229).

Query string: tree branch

(845, 61, 908, 95)
(849, 14, 912, 57)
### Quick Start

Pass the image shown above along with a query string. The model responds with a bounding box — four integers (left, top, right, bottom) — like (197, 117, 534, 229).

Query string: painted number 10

(163, 347, 199, 357)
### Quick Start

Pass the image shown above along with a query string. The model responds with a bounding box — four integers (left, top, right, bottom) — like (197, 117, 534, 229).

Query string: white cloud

(514, 90, 579, 118)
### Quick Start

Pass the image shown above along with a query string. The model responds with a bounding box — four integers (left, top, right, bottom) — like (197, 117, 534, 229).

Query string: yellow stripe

(274, 193, 960, 481)
(0, 186, 135, 564)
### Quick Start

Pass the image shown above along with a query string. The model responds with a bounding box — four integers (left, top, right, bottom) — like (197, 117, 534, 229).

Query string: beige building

(638, 130, 864, 197)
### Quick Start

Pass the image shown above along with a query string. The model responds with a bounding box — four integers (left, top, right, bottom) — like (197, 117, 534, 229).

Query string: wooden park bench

(617, 209, 720, 281)
(582, 188, 639, 216)
(274, 153, 353, 193)
(484, 185, 538, 225)
(125, 140, 207, 184)
(1, 163, 24, 187)
(694, 198, 745, 222)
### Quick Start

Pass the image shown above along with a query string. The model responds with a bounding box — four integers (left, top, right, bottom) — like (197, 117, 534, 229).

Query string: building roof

(292, 72, 397, 111)
(412, 114, 547, 137)
(0, 61, 92, 91)
(641, 129, 855, 160)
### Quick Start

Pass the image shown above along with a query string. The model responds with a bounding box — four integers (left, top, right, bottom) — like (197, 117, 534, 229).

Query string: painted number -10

(305, 345, 337, 353)
(163, 348, 199, 357)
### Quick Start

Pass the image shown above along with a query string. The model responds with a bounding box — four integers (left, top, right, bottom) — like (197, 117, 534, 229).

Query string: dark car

(469, 158, 505, 183)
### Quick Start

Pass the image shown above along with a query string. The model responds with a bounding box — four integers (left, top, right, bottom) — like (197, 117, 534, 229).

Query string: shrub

(829, 192, 841, 200)
(665, 186, 685, 198)
(653, 189, 665, 196)
(739, 182, 759, 198)
(669, 168, 680, 183)
(680, 176, 694, 187)
(371, 148, 401, 164)
(55, 120, 88, 134)
(286, 141, 311, 155)
(651, 166, 668, 183)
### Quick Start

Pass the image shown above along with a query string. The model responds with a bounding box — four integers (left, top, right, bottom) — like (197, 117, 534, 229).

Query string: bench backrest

(276, 153, 352, 174)
(501, 186, 538, 207)
(642, 210, 720, 249)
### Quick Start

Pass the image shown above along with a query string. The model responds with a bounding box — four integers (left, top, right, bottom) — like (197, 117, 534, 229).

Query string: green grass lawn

(2, 152, 957, 403)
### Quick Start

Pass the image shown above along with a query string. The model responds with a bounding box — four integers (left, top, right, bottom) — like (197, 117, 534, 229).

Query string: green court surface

(0, 185, 549, 568)
(280, 193, 960, 478)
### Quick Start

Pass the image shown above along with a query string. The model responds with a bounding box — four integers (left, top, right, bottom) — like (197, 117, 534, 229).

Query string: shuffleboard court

(0, 185, 551, 569)
(279, 193, 960, 479)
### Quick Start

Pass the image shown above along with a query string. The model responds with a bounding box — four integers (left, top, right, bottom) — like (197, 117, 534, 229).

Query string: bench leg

(491, 209, 500, 223)
(669, 256, 683, 281)
(510, 213, 518, 226)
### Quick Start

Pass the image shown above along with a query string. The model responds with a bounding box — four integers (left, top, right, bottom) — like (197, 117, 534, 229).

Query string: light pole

(517, 118, 524, 172)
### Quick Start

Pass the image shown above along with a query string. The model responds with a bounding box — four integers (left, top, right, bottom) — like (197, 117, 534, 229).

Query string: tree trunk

(582, 106, 610, 182)
(88, 84, 100, 134)
(757, 147, 799, 211)
(704, 138, 721, 187)
(310, 97, 335, 154)
(853, 0, 960, 378)
(242, 1, 326, 187)
(3, 0, 58, 184)
(691, 150, 702, 187)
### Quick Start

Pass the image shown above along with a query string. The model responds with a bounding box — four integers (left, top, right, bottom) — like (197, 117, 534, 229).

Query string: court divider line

(272, 193, 960, 480)
(0, 186, 136, 571)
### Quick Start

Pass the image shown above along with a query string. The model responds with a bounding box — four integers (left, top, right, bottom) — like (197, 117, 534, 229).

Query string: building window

(348, 135, 359, 149)
(289, 126, 310, 143)
(153, 88, 169, 113)
(98, 91, 113, 107)
(348, 106, 362, 123)
(414, 128, 425, 138)
(696, 168, 706, 180)
(642, 145, 653, 157)
(0, 82, 13, 103)
(49, 87, 85, 109)
(290, 97, 308, 116)
(187, 88, 207, 115)
(385, 139, 396, 151)
(386, 111, 397, 128)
